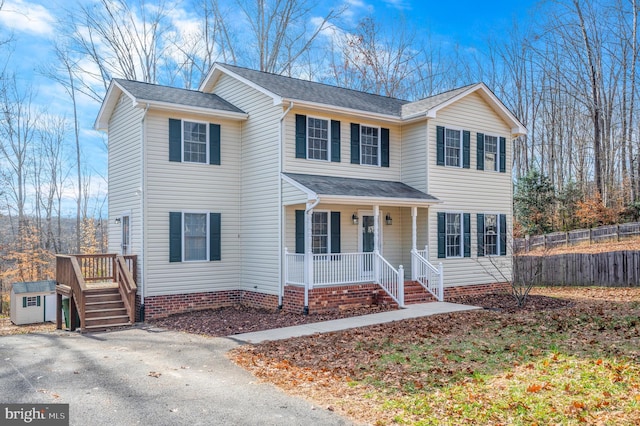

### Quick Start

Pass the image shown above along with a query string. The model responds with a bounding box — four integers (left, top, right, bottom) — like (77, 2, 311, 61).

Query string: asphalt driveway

(0, 326, 352, 425)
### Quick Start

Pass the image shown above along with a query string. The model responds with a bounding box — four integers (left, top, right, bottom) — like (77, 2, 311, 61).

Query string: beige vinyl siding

(143, 110, 241, 296)
(107, 94, 143, 283)
(283, 109, 402, 181)
(213, 74, 282, 294)
(282, 179, 309, 205)
(427, 91, 513, 287)
(401, 121, 428, 193)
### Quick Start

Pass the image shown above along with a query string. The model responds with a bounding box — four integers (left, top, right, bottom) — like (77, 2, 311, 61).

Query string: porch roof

(282, 173, 440, 206)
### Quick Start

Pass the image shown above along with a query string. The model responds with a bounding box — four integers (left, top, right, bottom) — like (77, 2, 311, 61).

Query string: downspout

(278, 101, 294, 309)
(303, 197, 320, 315)
(139, 103, 150, 321)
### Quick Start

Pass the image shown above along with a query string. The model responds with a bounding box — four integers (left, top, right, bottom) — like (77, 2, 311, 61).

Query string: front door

(361, 214, 375, 275)
(121, 215, 130, 255)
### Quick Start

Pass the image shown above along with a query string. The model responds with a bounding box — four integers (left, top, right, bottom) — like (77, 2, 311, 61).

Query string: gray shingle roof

(13, 280, 56, 294)
(219, 64, 410, 116)
(284, 173, 439, 201)
(114, 79, 245, 114)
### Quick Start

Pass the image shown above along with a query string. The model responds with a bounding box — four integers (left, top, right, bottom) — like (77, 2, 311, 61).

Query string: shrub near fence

(514, 251, 640, 287)
(514, 222, 640, 252)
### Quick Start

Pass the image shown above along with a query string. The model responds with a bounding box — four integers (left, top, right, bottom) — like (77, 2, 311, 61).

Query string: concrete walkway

(231, 302, 481, 344)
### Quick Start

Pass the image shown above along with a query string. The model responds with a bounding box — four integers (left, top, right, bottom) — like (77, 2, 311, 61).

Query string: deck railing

(284, 249, 405, 306)
(56, 254, 137, 330)
(412, 247, 444, 301)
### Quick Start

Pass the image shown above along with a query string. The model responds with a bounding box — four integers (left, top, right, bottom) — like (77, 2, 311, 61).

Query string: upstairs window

(477, 133, 506, 173)
(307, 117, 329, 160)
(360, 125, 380, 166)
(484, 135, 498, 172)
(445, 129, 462, 167)
(183, 121, 208, 163)
(168, 118, 221, 165)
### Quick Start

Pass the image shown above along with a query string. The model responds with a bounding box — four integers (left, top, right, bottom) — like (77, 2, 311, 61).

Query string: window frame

(311, 210, 331, 254)
(306, 116, 330, 161)
(182, 119, 209, 164)
(25, 296, 38, 307)
(360, 125, 381, 167)
(483, 213, 500, 256)
(182, 211, 210, 262)
(445, 212, 463, 258)
(444, 127, 463, 168)
(484, 134, 499, 172)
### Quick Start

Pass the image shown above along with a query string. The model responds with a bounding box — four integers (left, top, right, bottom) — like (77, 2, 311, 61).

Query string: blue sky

(0, 0, 538, 217)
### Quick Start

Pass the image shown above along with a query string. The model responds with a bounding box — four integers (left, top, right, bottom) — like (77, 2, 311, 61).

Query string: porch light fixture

(385, 213, 393, 225)
(352, 213, 359, 225)
(114, 217, 121, 225)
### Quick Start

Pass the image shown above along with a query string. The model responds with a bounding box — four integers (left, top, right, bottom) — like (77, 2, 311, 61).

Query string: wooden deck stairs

(56, 254, 137, 333)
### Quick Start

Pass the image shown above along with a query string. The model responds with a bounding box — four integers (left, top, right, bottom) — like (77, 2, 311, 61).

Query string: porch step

(85, 307, 128, 318)
(84, 314, 131, 328)
(378, 281, 438, 305)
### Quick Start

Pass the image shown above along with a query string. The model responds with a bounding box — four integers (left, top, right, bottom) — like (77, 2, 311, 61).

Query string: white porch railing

(284, 249, 405, 307)
(412, 247, 444, 301)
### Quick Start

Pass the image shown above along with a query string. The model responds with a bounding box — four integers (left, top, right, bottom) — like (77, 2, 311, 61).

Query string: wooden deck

(56, 254, 137, 332)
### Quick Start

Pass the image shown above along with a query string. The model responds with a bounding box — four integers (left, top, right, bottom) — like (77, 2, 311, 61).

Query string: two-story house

(95, 63, 526, 320)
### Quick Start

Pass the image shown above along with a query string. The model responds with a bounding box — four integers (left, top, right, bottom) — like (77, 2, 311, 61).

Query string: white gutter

(278, 102, 294, 308)
(139, 103, 150, 318)
(132, 100, 248, 121)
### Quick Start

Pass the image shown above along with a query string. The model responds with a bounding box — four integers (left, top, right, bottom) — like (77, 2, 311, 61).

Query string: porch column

(305, 208, 314, 292)
(373, 205, 380, 283)
(411, 206, 418, 281)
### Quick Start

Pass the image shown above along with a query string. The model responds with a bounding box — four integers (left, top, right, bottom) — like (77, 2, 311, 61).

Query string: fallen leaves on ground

(229, 287, 640, 425)
(0, 317, 55, 336)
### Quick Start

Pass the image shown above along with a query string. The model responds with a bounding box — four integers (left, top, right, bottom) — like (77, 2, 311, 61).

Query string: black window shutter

(463, 130, 470, 169)
(463, 213, 471, 257)
(22, 297, 26, 308)
(477, 213, 485, 257)
(330, 211, 341, 253)
(169, 119, 182, 162)
(295, 114, 307, 158)
(210, 212, 221, 261)
(210, 123, 221, 165)
(499, 137, 507, 173)
(381, 128, 390, 167)
(295, 210, 305, 254)
(350, 123, 360, 164)
(436, 126, 445, 166)
(37, 296, 41, 307)
(437, 212, 446, 258)
(499, 214, 507, 256)
(331, 120, 341, 162)
(476, 133, 484, 171)
(169, 212, 182, 262)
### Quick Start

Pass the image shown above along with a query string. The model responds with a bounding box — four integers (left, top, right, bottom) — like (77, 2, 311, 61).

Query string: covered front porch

(281, 173, 444, 312)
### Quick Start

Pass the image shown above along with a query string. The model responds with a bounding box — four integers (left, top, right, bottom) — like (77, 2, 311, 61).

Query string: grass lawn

(230, 287, 640, 425)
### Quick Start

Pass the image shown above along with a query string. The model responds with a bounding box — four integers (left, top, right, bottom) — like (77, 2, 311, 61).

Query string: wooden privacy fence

(514, 222, 640, 252)
(514, 251, 640, 287)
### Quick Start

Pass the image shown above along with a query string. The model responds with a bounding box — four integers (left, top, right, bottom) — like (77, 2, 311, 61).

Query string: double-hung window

(484, 214, 498, 255)
(307, 117, 329, 160)
(445, 129, 462, 167)
(360, 126, 380, 166)
(446, 213, 462, 257)
(311, 211, 329, 254)
(183, 121, 208, 163)
(184, 213, 208, 261)
(484, 135, 498, 172)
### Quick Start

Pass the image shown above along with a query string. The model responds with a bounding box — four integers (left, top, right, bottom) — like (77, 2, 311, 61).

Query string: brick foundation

(444, 282, 511, 299)
(283, 284, 393, 314)
(138, 290, 279, 320)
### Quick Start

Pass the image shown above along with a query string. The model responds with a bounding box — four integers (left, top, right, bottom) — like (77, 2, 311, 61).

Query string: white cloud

(0, 0, 55, 36)
(382, 0, 411, 10)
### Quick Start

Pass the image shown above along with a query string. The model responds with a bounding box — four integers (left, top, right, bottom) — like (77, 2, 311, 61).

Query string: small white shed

(10, 280, 57, 325)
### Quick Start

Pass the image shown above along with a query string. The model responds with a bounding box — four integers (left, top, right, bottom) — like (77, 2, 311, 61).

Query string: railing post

(411, 249, 417, 281)
(398, 265, 405, 307)
(438, 262, 444, 302)
(424, 245, 429, 260)
(373, 250, 380, 284)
